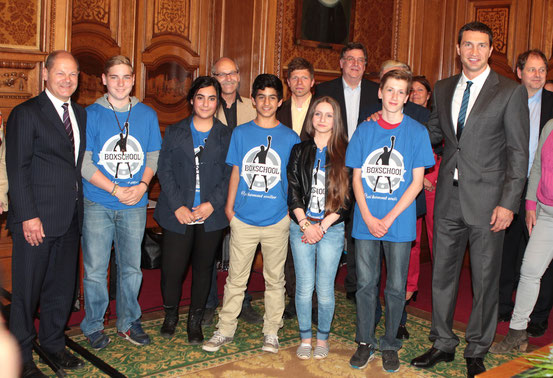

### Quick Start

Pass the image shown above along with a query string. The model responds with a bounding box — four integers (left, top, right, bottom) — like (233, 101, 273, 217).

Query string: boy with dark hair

(203, 74, 300, 353)
(346, 70, 434, 372)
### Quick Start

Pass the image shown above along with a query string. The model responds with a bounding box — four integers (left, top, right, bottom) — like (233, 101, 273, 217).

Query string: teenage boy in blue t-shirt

(80, 56, 162, 350)
(345, 70, 434, 373)
(203, 74, 300, 354)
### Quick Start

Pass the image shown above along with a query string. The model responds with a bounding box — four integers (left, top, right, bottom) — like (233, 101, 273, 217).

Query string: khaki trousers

(217, 215, 290, 336)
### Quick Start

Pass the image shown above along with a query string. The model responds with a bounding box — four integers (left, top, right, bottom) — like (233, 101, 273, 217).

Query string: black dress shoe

(497, 311, 511, 322)
(346, 291, 356, 303)
(396, 324, 410, 340)
(411, 347, 455, 368)
(238, 302, 263, 324)
(466, 357, 486, 378)
(43, 349, 84, 370)
(22, 361, 47, 378)
(527, 320, 548, 338)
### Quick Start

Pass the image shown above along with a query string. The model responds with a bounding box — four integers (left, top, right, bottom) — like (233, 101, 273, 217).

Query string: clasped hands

(174, 202, 214, 224)
(113, 184, 148, 206)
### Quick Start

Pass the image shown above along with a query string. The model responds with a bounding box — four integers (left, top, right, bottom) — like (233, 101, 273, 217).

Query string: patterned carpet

(35, 292, 520, 377)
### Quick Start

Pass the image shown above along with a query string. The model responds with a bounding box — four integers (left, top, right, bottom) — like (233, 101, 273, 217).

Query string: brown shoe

(489, 328, 528, 354)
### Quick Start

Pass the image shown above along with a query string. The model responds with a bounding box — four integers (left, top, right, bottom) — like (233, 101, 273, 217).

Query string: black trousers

(160, 225, 224, 312)
(9, 211, 80, 363)
(498, 195, 553, 322)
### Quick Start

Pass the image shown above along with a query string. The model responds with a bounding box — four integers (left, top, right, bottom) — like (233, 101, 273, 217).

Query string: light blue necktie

(456, 81, 473, 140)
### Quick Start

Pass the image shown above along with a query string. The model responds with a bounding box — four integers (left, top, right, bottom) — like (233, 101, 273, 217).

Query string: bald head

(212, 57, 241, 98)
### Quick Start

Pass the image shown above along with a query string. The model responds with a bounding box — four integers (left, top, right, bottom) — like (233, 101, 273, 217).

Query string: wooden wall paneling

(71, 0, 136, 106)
(136, 0, 201, 131)
(0, 0, 73, 293)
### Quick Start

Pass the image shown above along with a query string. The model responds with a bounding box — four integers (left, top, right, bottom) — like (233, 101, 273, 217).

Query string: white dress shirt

(451, 65, 491, 133)
(45, 88, 80, 165)
(343, 78, 361, 141)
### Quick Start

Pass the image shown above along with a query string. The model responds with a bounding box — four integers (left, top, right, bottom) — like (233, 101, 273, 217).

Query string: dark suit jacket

(540, 88, 553, 131)
(427, 70, 529, 225)
(154, 116, 232, 233)
(276, 97, 315, 141)
(314, 77, 379, 127)
(6, 91, 86, 236)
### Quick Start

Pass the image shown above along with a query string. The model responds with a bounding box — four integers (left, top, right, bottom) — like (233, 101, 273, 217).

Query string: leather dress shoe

(527, 320, 548, 338)
(43, 348, 84, 370)
(411, 347, 455, 368)
(21, 361, 47, 378)
(466, 357, 486, 378)
(282, 299, 296, 319)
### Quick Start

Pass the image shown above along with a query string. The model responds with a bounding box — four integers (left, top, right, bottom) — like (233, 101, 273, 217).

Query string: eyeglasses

(342, 56, 366, 65)
(213, 70, 239, 78)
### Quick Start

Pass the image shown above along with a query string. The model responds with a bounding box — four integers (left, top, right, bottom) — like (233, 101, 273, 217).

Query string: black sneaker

(382, 349, 400, 372)
(349, 343, 375, 369)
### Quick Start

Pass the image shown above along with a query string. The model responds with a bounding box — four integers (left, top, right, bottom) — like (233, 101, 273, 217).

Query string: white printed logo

(362, 136, 405, 194)
(98, 131, 144, 179)
(308, 159, 325, 214)
(241, 135, 281, 193)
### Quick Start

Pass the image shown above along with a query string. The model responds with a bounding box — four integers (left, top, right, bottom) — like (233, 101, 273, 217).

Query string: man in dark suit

(7, 51, 86, 376)
(314, 42, 379, 302)
(410, 22, 529, 377)
(314, 42, 379, 141)
(277, 57, 315, 141)
(498, 49, 553, 336)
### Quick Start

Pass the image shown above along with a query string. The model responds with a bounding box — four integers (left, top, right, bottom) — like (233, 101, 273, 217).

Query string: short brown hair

(516, 49, 548, 72)
(380, 69, 412, 93)
(104, 55, 133, 75)
(287, 57, 314, 78)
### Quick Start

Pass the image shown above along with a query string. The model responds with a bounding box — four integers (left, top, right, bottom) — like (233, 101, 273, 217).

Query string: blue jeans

(355, 239, 410, 351)
(290, 221, 344, 340)
(80, 199, 146, 335)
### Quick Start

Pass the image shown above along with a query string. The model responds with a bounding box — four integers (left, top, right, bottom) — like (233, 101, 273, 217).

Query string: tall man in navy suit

(7, 51, 86, 377)
(410, 22, 529, 377)
(314, 42, 380, 301)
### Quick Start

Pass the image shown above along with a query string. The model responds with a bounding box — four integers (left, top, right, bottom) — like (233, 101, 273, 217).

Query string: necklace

(107, 97, 133, 133)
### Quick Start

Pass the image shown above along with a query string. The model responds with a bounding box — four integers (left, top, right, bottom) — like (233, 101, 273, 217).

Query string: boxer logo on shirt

(308, 159, 325, 214)
(98, 126, 144, 179)
(242, 135, 281, 193)
(194, 138, 207, 192)
(362, 136, 405, 194)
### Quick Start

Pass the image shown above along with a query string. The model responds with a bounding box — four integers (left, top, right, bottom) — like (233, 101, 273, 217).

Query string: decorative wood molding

(72, 0, 110, 25)
(274, 0, 284, 77)
(0, 0, 41, 50)
(153, 0, 189, 38)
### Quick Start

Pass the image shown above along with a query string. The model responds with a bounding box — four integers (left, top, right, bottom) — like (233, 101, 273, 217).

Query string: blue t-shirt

(84, 101, 162, 210)
(345, 116, 434, 241)
(226, 120, 301, 226)
(306, 147, 326, 220)
(191, 121, 211, 208)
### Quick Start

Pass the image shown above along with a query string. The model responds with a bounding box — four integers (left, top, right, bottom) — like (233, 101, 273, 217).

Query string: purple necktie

(62, 103, 75, 152)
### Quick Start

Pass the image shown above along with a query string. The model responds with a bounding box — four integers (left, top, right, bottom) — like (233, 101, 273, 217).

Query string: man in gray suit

(410, 22, 529, 378)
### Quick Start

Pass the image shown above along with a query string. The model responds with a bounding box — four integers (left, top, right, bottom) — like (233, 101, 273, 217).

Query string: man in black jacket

(497, 49, 553, 337)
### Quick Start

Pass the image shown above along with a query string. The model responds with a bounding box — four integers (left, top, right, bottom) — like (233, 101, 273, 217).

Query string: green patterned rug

(35, 292, 520, 377)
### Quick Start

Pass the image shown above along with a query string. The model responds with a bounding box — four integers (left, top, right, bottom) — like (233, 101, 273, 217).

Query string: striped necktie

(456, 81, 473, 140)
(62, 103, 75, 152)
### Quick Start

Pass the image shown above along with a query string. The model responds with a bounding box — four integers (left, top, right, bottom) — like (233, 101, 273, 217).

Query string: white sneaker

(202, 331, 233, 352)
(262, 334, 279, 353)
